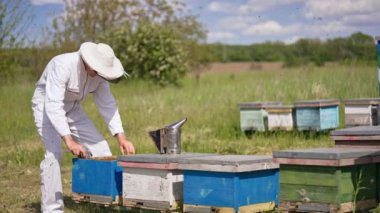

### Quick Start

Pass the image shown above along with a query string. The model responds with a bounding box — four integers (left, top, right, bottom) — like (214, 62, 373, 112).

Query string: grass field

(0, 63, 378, 212)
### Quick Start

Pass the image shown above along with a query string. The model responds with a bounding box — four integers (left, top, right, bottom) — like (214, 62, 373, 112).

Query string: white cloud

(304, 0, 380, 18)
(218, 16, 259, 30)
(306, 21, 352, 36)
(208, 31, 235, 40)
(207, 2, 235, 13)
(239, 0, 302, 14)
(341, 12, 380, 26)
(30, 0, 63, 5)
(243, 21, 300, 36)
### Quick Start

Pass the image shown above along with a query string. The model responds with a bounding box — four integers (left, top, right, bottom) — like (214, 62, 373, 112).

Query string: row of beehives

(238, 98, 380, 132)
(71, 126, 380, 213)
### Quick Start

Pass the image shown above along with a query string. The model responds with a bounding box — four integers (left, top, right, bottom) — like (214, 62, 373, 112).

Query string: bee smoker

(149, 118, 187, 154)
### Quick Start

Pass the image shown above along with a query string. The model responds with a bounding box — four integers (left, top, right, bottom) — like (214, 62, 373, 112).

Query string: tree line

(0, 0, 377, 86)
(208, 32, 377, 67)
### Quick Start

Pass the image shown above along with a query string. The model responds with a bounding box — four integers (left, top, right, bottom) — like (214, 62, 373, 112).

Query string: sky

(28, 0, 380, 45)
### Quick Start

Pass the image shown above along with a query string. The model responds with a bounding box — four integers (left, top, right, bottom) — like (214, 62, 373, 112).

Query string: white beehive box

(266, 105, 294, 131)
(117, 153, 216, 211)
(344, 98, 380, 127)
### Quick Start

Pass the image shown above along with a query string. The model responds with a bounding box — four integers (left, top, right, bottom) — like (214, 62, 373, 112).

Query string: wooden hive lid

(117, 153, 217, 164)
(344, 98, 380, 105)
(178, 155, 278, 172)
(273, 147, 380, 166)
(295, 99, 340, 108)
(237, 101, 282, 109)
(265, 105, 294, 113)
(331, 126, 380, 136)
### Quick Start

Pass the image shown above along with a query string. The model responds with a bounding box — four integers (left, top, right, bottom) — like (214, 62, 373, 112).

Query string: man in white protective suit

(31, 42, 135, 212)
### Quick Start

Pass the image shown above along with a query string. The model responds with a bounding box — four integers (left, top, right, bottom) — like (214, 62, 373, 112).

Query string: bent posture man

(32, 42, 135, 212)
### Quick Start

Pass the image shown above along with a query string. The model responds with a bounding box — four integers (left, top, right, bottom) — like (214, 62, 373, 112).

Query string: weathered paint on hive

(118, 153, 219, 211)
(295, 100, 339, 131)
(273, 148, 380, 160)
(344, 98, 380, 127)
(178, 155, 278, 172)
(72, 158, 122, 200)
(331, 126, 380, 147)
(279, 164, 377, 206)
(122, 168, 183, 206)
(180, 154, 279, 212)
(240, 109, 267, 132)
(183, 169, 279, 212)
(266, 106, 294, 131)
(238, 102, 282, 132)
(118, 153, 216, 164)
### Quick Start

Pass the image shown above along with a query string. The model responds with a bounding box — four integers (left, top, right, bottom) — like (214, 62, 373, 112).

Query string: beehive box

(331, 126, 380, 148)
(377, 36, 380, 96)
(266, 105, 294, 131)
(294, 99, 340, 131)
(344, 98, 380, 127)
(273, 148, 380, 212)
(238, 102, 282, 132)
(178, 155, 279, 213)
(72, 157, 122, 205)
(117, 153, 216, 211)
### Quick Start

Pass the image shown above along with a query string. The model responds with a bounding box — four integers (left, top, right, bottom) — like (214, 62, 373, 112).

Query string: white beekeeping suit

(31, 42, 135, 212)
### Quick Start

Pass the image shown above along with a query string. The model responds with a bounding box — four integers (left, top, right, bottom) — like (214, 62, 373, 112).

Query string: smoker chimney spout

(149, 118, 187, 154)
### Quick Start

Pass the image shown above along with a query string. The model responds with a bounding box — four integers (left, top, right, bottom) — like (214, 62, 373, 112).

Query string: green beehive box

(238, 102, 282, 132)
(273, 148, 380, 212)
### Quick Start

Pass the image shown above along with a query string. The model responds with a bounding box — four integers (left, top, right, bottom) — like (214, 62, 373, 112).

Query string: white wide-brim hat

(79, 42, 127, 80)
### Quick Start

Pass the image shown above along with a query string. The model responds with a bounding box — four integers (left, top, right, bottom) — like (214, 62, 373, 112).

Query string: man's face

(82, 59, 97, 77)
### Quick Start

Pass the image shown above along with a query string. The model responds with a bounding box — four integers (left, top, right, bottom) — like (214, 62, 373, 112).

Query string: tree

(54, 0, 208, 86)
(0, 0, 33, 48)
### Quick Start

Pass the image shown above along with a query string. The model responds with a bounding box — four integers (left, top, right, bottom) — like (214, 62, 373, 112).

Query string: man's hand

(116, 133, 135, 155)
(62, 135, 89, 158)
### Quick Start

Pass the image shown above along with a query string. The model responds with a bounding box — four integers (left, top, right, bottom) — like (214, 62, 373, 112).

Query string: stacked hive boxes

(238, 99, 344, 133)
(273, 148, 380, 212)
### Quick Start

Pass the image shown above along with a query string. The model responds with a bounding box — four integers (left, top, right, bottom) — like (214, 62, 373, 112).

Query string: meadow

(0, 63, 378, 212)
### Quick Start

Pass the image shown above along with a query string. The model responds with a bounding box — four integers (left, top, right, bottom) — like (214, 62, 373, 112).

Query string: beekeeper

(32, 42, 135, 212)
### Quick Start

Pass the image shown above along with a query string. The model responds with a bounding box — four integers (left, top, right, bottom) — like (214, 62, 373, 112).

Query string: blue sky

(28, 0, 380, 45)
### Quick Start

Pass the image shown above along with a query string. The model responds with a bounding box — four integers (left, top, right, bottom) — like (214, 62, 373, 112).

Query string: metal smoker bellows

(149, 118, 187, 154)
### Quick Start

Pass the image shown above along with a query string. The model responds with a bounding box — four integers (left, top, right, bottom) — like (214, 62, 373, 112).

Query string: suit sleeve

(44, 59, 72, 136)
(93, 80, 124, 136)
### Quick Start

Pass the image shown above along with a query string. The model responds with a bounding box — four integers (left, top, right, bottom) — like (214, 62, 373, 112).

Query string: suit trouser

(32, 103, 112, 213)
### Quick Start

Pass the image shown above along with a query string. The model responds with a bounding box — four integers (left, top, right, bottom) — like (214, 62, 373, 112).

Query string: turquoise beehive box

(294, 99, 340, 131)
(238, 102, 282, 132)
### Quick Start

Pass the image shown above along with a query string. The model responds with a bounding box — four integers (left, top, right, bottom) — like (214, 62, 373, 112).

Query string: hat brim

(79, 42, 124, 80)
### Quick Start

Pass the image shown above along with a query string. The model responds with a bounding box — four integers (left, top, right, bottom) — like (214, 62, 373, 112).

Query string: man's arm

(93, 80, 135, 154)
(44, 59, 88, 157)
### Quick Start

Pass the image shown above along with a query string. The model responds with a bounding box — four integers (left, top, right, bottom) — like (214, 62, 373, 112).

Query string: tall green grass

(0, 64, 377, 167)
(0, 64, 377, 212)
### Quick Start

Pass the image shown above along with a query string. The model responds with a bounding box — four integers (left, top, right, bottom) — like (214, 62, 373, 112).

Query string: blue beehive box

(72, 157, 122, 205)
(294, 99, 340, 131)
(178, 155, 279, 212)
